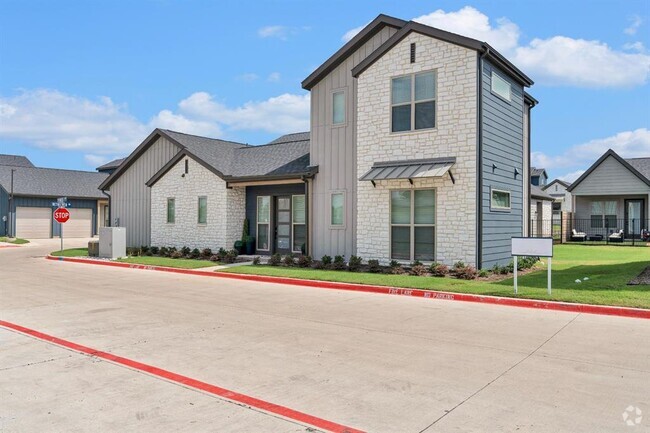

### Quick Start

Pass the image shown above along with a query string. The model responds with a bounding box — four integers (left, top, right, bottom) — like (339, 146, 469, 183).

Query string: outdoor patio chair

(571, 229, 587, 241)
(608, 229, 624, 243)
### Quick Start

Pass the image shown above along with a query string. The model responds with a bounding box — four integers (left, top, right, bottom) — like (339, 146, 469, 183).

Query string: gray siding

(571, 156, 650, 196)
(480, 59, 526, 268)
(109, 136, 180, 246)
(309, 25, 398, 259)
(7, 196, 98, 237)
(0, 186, 7, 236)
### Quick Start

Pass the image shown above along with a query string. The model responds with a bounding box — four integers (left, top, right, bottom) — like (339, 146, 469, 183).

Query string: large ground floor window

(292, 195, 306, 253)
(390, 189, 435, 261)
(257, 196, 270, 251)
(590, 201, 617, 228)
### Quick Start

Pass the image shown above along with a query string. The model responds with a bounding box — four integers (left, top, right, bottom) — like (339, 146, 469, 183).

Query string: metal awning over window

(359, 157, 456, 183)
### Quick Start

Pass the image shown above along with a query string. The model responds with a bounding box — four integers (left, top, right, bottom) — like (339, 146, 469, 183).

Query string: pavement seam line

(0, 320, 365, 433)
(418, 313, 582, 433)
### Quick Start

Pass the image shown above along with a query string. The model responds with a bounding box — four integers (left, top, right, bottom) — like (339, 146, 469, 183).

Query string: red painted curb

(46, 255, 650, 320)
(0, 320, 365, 433)
(0, 245, 21, 249)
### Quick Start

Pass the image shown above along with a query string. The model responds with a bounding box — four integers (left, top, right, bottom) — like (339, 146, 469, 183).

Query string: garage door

(16, 207, 51, 239)
(63, 208, 93, 238)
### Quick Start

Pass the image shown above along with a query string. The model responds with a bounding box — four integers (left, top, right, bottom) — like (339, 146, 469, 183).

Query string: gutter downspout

(476, 47, 489, 269)
(102, 189, 111, 228)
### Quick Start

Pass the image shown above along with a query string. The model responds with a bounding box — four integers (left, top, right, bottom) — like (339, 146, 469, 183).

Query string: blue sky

(1, 0, 648, 181)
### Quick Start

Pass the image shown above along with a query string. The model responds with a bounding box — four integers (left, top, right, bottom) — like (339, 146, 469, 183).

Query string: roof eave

(224, 167, 319, 184)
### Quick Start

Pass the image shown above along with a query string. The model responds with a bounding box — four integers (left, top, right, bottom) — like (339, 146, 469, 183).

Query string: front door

(624, 199, 645, 238)
(275, 196, 292, 254)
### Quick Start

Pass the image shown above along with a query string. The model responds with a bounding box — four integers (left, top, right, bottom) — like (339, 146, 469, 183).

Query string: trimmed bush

(268, 253, 282, 266)
(209, 254, 220, 262)
(159, 247, 169, 257)
(283, 254, 295, 267)
(252, 256, 261, 265)
(455, 265, 478, 280)
(180, 246, 191, 257)
(410, 264, 428, 276)
(367, 259, 381, 273)
(478, 269, 489, 278)
(170, 251, 183, 259)
(201, 248, 212, 259)
(190, 248, 201, 259)
(321, 255, 332, 266)
(348, 255, 363, 272)
(429, 262, 449, 277)
(150, 246, 160, 256)
(222, 249, 238, 264)
(297, 255, 313, 268)
(452, 261, 466, 273)
(332, 255, 346, 270)
(410, 260, 423, 268)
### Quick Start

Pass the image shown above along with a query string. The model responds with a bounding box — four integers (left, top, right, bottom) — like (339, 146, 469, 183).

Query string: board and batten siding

(571, 156, 650, 196)
(109, 135, 180, 247)
(309, 25, 399, 259)
(480, 59, 526, 268)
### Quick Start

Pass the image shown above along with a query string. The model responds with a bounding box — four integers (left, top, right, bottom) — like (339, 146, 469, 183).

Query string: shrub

(332, 255, 346, 270)
(150, 246, 160, 256)
(222, 249, 238, 264)
(455, 265, 478, 280)
(389, 260, 400, 269)
(268, 253, 282, 266)
(159, 247, 169, 257)
(390, 264, 405, 275)
(452, 261, 466, 273)
(170, 251, 183, 259)
(283, 254, 295, 267)
(518, 256, 539, 270)
(297, 255, 313, 268)
(410, 264, 428, 276)
(190, 248, 201, 259)
(478, 269, 489, 278)
(209, 254, 220, 262)
(410, 260, 423, 268)
(201, 248, 212, 259)
(252, 256, 261, 265)
(180, 246, 191, 257)
(429, 262, 449, 277)
(348, 255, 363, 272)
(321, 255, 332, 266)
(367, 259, 381, 273)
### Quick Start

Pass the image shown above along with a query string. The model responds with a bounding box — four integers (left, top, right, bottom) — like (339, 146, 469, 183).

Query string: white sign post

(511, 237, 554, 295)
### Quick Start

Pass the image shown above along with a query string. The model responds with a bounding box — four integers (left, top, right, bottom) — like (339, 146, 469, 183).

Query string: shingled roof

(0, 166, 108, 199)
(531, 185, 554, 201)
(0, 154, 34, 168)
(96, 157, 125, 171)
(626, 157, 650, 181)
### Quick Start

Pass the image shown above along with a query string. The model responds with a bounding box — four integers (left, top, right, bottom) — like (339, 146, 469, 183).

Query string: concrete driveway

(1, 239, 648, 432)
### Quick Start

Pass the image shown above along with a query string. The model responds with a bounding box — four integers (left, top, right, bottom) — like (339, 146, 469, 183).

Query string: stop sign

(53, 207, 70, 223)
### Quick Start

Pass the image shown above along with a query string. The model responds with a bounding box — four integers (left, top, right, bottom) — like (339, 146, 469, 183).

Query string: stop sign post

(53, 206, 70, 253)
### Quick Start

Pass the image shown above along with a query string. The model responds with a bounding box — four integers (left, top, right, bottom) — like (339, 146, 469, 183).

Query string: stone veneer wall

(356, 32, 478, 266)
(530, 199, 553, 237)
(151, 156, 245, 250)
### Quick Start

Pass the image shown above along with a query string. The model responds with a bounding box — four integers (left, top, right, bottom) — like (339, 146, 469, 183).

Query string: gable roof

(543, 179, 571, 190)
(146, 131, 315, 187)
(96, 157, 125, 171)
(350, 19, 533, 86)
(301, 14, 406, 90)
(99, 128, 249, 190)
(567, 149, 650, 192)
(0, 165, 107, 199)
(0, 154, 34, 168)
(531, 167, 547, 178)
(531, 185, 554, 201)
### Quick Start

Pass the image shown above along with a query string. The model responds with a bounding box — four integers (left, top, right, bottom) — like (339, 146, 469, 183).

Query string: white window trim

(388, 188, 436, 263)
(291, 194, 306, 253)
(390, 70, 437, 134)
(331, 89, 346, 127)
(256, 196, 271, 252)
(166, 197, 175, 224)
(329, 191, 346, 229)
(490, 188, 512, 211)
(197, 196, 207, 225)
(491, 70, 511, 102)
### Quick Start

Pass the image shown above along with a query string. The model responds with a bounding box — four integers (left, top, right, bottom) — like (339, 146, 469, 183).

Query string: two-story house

(99, 14, 535, 268)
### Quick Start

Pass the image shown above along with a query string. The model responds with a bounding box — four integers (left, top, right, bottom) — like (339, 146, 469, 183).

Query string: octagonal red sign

(53, 208, 70, 223)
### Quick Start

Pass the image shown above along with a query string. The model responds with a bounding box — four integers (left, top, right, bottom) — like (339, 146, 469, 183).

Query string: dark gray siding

(10, 196, 98, 237)
(245, 184, 306, 255)
(480, 59, 525, 268)
(0, 186, 8, 236)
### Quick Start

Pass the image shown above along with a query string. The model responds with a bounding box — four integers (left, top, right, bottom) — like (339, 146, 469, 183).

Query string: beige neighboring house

(543, 179, 572, 213)
(530, 185, 554, 237)
(567, 149, 649, 240)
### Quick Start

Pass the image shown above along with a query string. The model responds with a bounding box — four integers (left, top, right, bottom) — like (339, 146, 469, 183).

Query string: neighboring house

(0, 154, 35, 168)
(102, 14, 536, 268)
(543, 179, 572, 213)
(0, 157, 108, 238)
(567, 149, 649, 239)
(530, 167, 548, 186)
(96, 158, 125, 175)
(530, 185, 554, 237)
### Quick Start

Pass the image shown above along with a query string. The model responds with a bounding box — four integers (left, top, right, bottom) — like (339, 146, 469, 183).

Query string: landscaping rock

(628, 266, 650, 285)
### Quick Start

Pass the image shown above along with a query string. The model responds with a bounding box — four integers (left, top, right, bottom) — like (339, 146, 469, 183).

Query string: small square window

(491, 189, 511, 210)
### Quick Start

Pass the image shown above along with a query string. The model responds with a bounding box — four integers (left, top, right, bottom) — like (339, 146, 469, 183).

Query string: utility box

(99, 227, 126, 259)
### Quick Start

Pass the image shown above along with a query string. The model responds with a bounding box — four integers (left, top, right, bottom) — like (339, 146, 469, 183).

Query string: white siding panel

(572, 156, 650, 195)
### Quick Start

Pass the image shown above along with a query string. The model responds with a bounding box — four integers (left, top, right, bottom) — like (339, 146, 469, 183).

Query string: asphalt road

(1, 239, 648, 432)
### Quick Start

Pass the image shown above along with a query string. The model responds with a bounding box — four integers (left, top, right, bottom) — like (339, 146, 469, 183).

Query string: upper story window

(167, 198, 175, 224)
(330, 192, 344, 227)
(391, 71, 436, 133)
(197, 196, 207, 224)
(332, 91, 345, 125)
(491, 71, 511, 102)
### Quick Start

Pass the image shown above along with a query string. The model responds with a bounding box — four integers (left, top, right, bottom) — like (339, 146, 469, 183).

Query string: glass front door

(625, 199, 645, 239)
(275, 196, 292, 254)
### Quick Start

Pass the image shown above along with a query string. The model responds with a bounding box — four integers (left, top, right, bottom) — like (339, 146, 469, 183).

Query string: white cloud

(267, 72, 281, 82)
(0, 88, 311, 167)
(344, 7, 650, 87)
(533, 128, 650, 178)
(558, 170, 585, 183)
(414, 7, 520, 53)
(236, 73, 259, 82)
(258, 25, 288, 39)
(624, 15, 643, 35)
(342, 22, 369, 42)
(623, 41, 645, 52)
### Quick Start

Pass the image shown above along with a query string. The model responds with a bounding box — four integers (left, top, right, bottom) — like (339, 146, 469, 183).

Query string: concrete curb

(46, 255, 650, 320)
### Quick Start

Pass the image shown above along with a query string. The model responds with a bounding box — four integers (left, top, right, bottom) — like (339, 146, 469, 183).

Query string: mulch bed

(628, 266, 650, 285)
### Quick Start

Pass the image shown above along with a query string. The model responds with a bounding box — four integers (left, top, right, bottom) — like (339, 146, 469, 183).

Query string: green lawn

(51, 248, 89, 257)
(116, 256, 217, 269)
(0, 237, 30, 244)
(219, 245, 650, 309)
